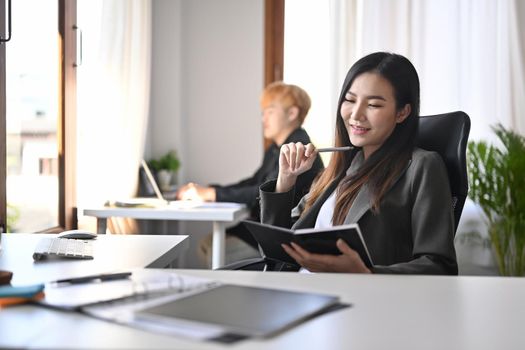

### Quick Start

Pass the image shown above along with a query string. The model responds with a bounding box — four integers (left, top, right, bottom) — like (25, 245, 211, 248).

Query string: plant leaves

(467, 124, 525, 275)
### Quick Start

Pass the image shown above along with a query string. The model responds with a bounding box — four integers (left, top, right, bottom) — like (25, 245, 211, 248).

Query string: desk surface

(1, 269, 524, 349)
(0, 233, 188, 285)
(83, 204, 250, 269)
(83, 203, 249, 222)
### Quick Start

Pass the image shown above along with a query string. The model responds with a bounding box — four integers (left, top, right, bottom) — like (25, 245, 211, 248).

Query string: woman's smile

(350, 124, 371, 135)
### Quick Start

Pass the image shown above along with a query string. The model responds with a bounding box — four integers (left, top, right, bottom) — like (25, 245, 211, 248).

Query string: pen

(52, 272, 132, 285)
(317, 146, 354, 153)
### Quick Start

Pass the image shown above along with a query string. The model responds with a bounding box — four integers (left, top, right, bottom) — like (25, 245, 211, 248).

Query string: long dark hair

(305, 52, 420, 224)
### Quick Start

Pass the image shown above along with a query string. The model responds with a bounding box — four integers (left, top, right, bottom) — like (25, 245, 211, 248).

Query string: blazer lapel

(343, 183, 372, 225)
(343, 158, 413, 225)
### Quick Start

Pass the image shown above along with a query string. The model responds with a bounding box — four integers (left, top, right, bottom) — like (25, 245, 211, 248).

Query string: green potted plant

(467, 124, 525, 276)
(148, 150, 181, 191)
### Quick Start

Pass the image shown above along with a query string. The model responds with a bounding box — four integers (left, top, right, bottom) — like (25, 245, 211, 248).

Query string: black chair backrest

(416, 111, 471, 233)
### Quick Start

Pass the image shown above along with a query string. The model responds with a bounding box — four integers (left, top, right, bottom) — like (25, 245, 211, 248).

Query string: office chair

(220, 111, 471, 271)
(417, 111, 471, 231)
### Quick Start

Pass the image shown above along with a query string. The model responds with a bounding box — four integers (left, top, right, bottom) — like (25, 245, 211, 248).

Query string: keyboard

(33, 237, 94, 261)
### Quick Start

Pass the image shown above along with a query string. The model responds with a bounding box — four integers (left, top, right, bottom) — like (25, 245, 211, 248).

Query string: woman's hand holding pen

(276, 142, 318, 192)
(282, 239, 371, 273)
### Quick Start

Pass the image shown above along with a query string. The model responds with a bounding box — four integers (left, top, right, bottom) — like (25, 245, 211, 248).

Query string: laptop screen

(141, 159, 165, 201)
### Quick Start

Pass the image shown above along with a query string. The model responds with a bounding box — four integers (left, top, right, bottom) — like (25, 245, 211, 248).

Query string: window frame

(58, 0, 78, 232)
(0, 0, 77, 233)
(263, 0, 285, 149)
(264, 0, 284, 86)
(0, 0, 6, 233)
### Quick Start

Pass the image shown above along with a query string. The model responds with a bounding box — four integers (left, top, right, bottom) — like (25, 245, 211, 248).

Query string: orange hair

(260, 81, 311, 124)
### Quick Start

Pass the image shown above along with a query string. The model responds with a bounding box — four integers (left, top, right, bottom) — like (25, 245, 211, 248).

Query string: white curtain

(329, 0, 525, 142)
(77, 0, 151, 229)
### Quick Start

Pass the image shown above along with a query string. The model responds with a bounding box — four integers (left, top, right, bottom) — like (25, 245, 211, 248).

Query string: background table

(0, 233, 188, 285)
(1, 269, 524, 349)
(84, 204, 249, 269)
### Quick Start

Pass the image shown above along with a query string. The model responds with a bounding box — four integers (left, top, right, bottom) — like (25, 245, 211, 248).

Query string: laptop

(113, 160, 244, 209)
(113, 160, 193, 208)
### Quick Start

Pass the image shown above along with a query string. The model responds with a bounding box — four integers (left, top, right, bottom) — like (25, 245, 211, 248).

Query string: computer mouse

(57, 229, 97, 240)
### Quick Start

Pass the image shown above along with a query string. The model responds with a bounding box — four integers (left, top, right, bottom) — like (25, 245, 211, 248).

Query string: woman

(259, 52, 457, 274)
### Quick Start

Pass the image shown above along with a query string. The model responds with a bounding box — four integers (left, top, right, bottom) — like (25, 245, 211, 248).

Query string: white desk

(1, 269, 524, 349)
(0, 233, 188, 285)
(83, 204, 249, 269)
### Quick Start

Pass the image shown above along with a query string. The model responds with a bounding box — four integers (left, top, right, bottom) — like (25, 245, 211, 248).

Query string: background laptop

(113, 160, 176, 208)
(113, 160, 244, 210)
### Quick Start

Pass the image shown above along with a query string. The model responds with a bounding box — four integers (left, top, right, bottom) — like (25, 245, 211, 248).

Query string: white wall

(148, 0, 183, 178)
(148, 0, 264, 185)
(148, 0, 264, 268)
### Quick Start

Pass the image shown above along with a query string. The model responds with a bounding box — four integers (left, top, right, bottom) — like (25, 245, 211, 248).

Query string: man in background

(177, 82, 324, 267)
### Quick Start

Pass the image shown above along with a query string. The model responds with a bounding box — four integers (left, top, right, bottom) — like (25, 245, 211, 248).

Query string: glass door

(5, 0, 60, 232)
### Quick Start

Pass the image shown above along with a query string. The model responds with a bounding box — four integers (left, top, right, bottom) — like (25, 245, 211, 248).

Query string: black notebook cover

(243, 221, 374, 268)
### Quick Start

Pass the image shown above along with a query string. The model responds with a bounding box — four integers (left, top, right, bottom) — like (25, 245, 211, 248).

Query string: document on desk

(168, 201, 245, 210)
(111, 199, 245, 210)
(40, 270, 341, 342)
(40, 270, 217, 310)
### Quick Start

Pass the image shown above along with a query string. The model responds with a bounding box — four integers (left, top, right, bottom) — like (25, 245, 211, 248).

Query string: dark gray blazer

(259, 148, 457, 275)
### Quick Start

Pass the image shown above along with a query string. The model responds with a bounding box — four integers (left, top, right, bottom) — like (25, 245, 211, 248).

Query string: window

(0, 0, 77, 233)
(284, 0, 333, 153)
